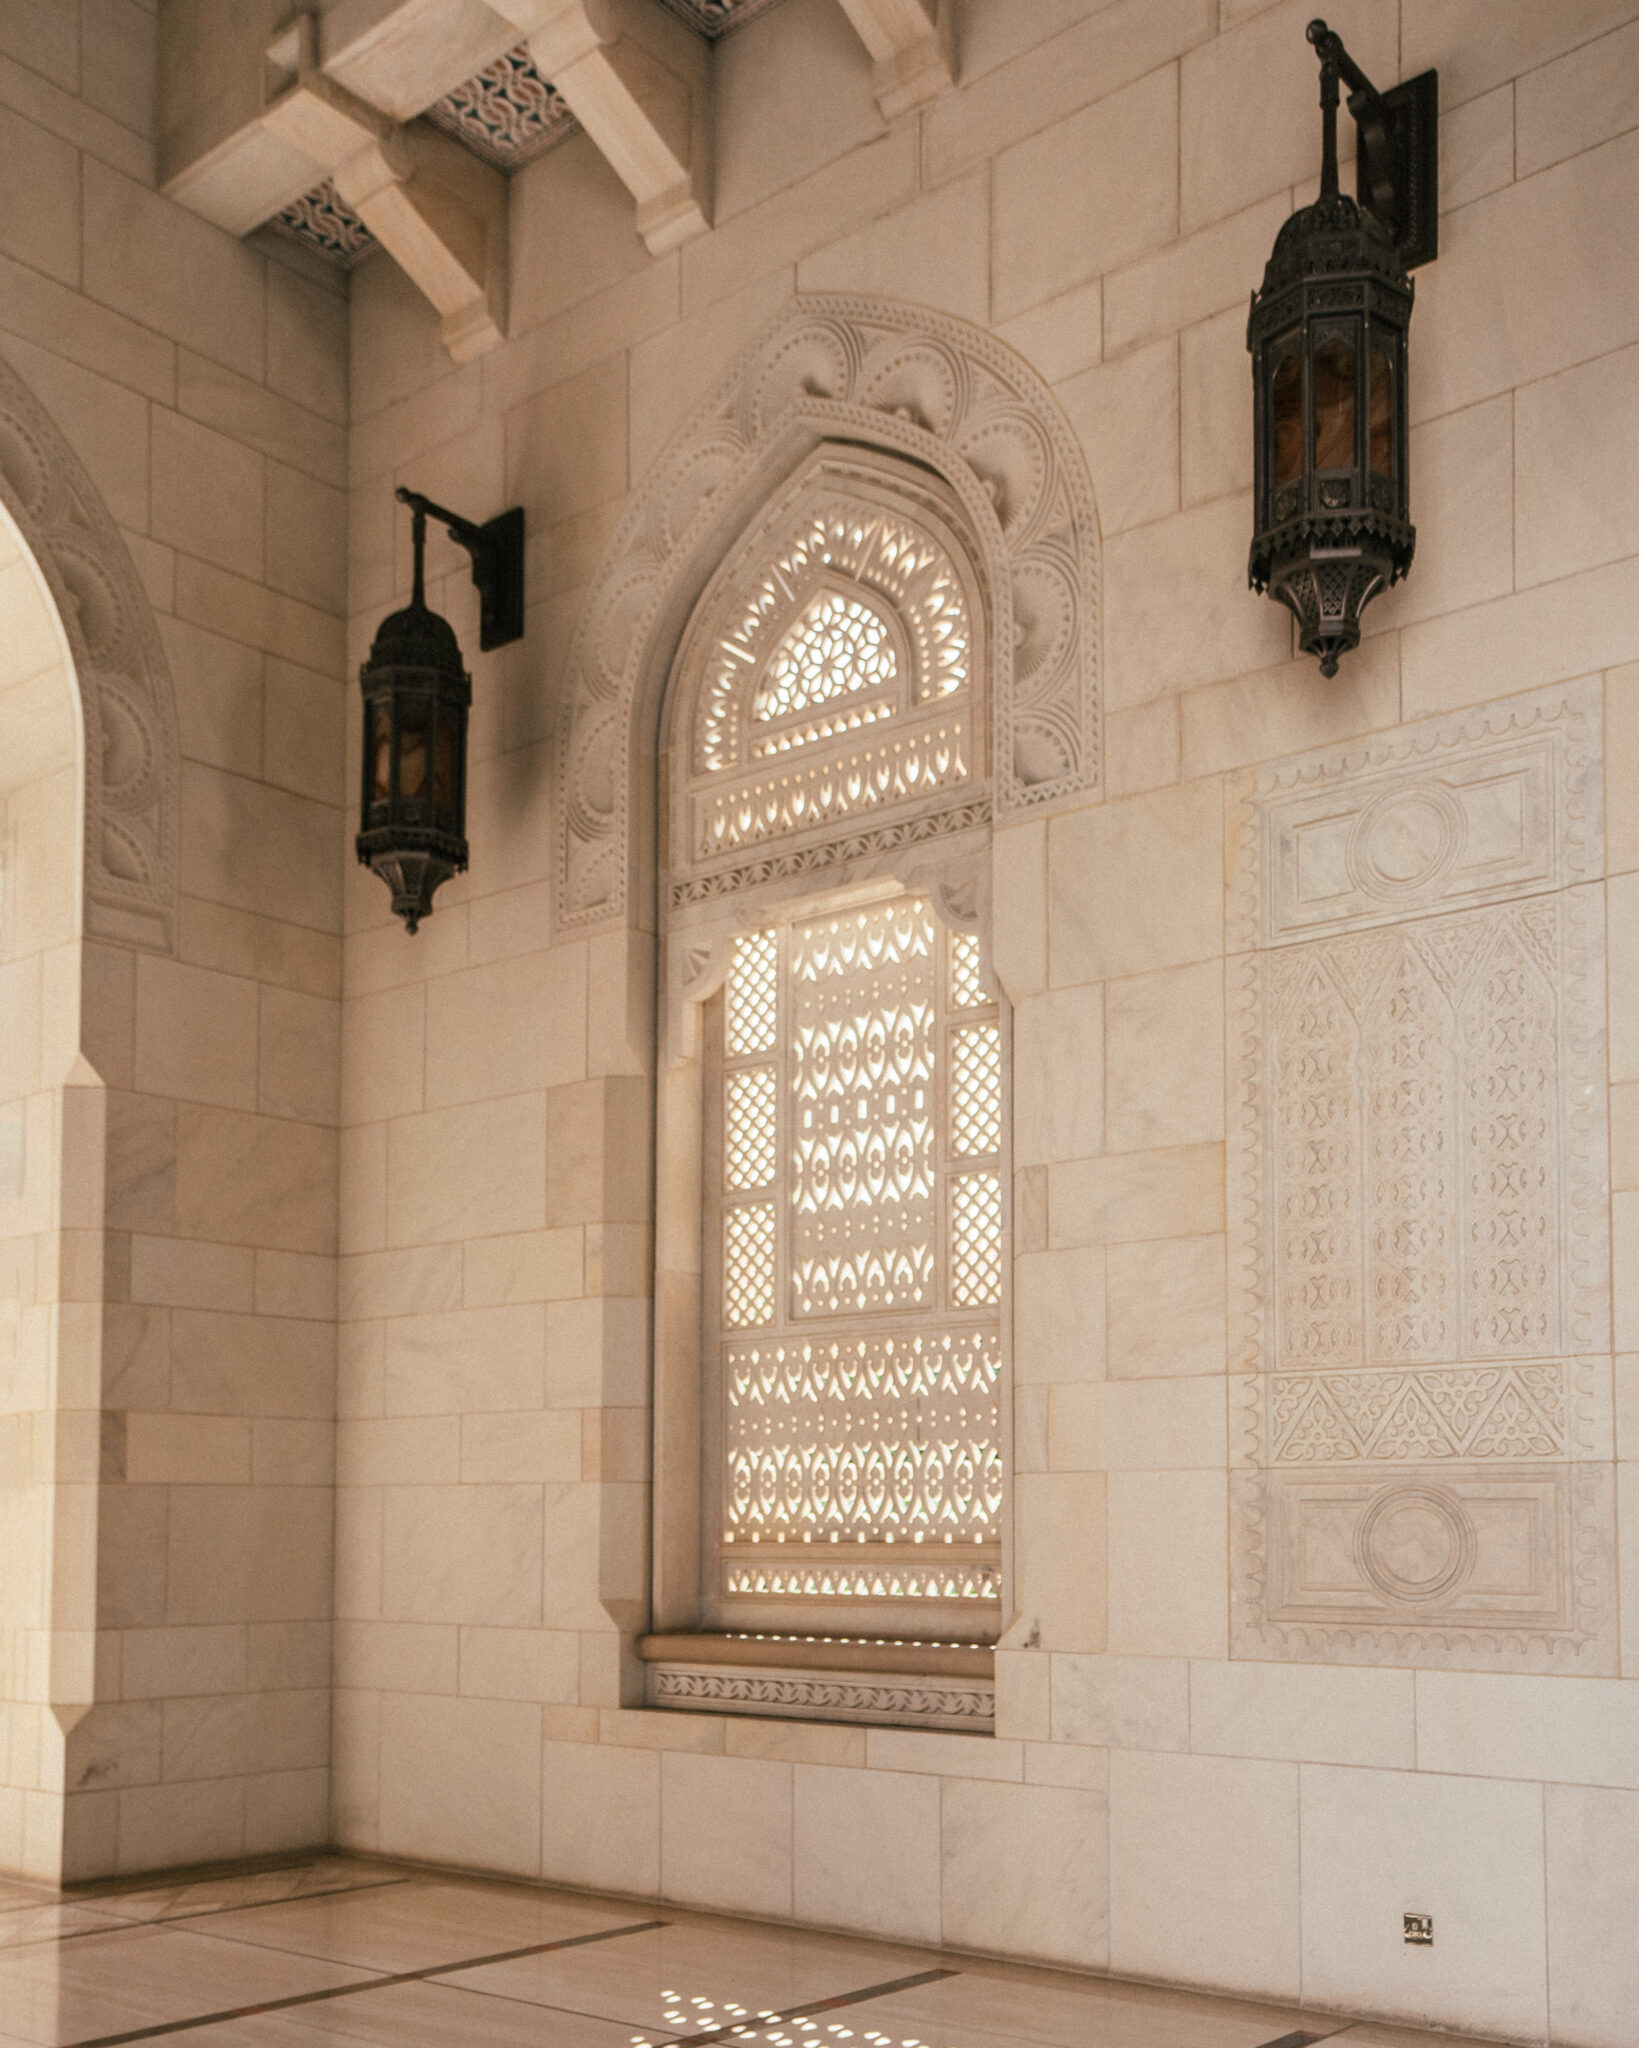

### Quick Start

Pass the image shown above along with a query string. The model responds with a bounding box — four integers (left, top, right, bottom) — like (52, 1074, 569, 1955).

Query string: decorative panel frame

(0, 348, 179, 953)
(556, 295, 1101, 936)
(1228, 683, 1615, 1671)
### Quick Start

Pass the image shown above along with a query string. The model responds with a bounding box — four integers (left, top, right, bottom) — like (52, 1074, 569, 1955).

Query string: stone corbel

(494, 0, 711, 253)
(834, 0, 952, 119)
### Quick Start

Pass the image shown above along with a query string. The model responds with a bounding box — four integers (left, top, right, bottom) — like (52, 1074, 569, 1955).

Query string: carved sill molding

(555, 295, 1102, 935)
(0, 348, 179, 953)
(1228, 682, 1614, 1672)
(638, 1632, 995, 1732)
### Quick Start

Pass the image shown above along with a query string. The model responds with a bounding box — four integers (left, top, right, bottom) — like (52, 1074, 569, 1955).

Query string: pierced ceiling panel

(425, 44, 578, 168)
(270, 179, 377, 267)
(655, 0, 789, 33)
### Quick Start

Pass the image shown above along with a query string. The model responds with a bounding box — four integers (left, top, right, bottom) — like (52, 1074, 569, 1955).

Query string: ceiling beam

(494, 0, 711, 253)
(833, 0, 952, 118)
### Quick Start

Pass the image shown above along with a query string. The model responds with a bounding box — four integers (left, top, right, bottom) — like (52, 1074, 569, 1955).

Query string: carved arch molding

(556, 295, 1102, 933)
(0, 347, 179, 953)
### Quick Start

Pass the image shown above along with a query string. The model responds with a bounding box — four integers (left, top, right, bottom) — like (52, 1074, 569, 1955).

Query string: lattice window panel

(753, 590, 899, 744)
(711, 900, 1005, 1609)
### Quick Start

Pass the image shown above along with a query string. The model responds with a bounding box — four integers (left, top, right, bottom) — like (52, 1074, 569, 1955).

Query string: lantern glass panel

(1313, 336, 1356, 469)
(1370, 344, 1394, 477)
(1272, 352, 1303, 487)
(369, 701, 390, 803)
(435, 717, 456, 808)
(399, 703, 429, 799)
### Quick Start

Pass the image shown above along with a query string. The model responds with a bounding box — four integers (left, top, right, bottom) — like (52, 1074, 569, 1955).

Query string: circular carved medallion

(1346, 781, 1466, 901)
(1356, 1484, 1477, 1604)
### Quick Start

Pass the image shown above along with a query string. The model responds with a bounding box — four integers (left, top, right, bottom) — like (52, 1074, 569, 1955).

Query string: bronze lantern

(357, 488, 523, 931)
(1248, 20, 1437, 676)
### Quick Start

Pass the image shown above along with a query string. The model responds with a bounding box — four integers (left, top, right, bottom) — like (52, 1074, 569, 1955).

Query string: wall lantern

(356, 488, 524, 931)
(1248, 20, 1437, 676)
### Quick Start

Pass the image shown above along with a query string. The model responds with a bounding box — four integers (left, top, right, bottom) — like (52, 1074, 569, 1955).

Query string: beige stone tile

(1104, 958, 1224, 1152)
(1050, 1142, 1224, 1249)
(461, 1226, 582, 1308)
(377, 1693, 542, 1879)
(1106, 1468, 1227, 1656)
(0, 101, 77, 287)
(1179, 304, 1251, 510)
(174, 1105, 335, 1255)
(0, 330, 149, 533)
(131, 957, 257, 1115)
(992, 819, 1047, 1001)
(339, 1243, 462, 1322)
(334, 1618, 458, 1695)
(266, 264, 347, 428)
(162, 1690, 328, 1783)
(338, 1416, 459, 1489)
(660, 1751, 793, 1918)
(1618, 1357, 1639, 1463)
(130, 1235, 255, 1313)
(156, 613, 264, 782)
(1105, 696, 1181, 798)
(1104, 192, 1290, 358)
(460, 1409, 579, 1485)
(1401, 561, 1639, 720)
(423, 949, 586, 1109)
(1623, 1462, 1639, 1679)
(385, 1095, 546, 1246)
(1441, 84, 1516, 211)
(177, 350, 345, 491)
(180, 764, 341, 937)
(714, 0, 882, 221)
(993, 66, 1179, 322)
(266, 461, 347, 618)
(1191, 1660, 1415, 1769)
(1179, 0, 1394, 234)
(798, 170, 990, 326)
(505, 354, 628, 528)
(258, 987, 339, 1127)
(1014, 983, 1103, 1165)
(340, 985, 424, 1129)
(119, 1624, 247, 1701)
(631, 267, 796, 481)
(1186, 631, 1402, 781)
(1611, 877, 1639, 1088)
(539, 1735, 660, 1895)
(457, 1626, 577, 1704)
(995, 277, 1103, 388)
(1055, 1374, 1225, 1471)
(252, 1417, 333, 1485)
(1014, 1470, 1106, 1653)
(1109, 1747, 1300, 1998)
(1520, 20, 1639, 184)
(1516, 340, 1639, 589)
(1015, 1246, 1106, 1387)
(1057, 335, 1180, 536)
(1050, 780, 1222, 985)
(124, 1413, 252, 1486)
(0, 3, 79, 91)
(1607, 662, 1639, 875)
(151, 409, 265, 583)
(929, 0, 1212, 187)
(169, 1308, 332, 1419)
(384, 1303, 545, 1416)
(509, 132, 653, 337)
(482, 265, 677, 434)
(180, 899, 340, 1004)
(864, 1730, 1023, 1781)
(380, 1485, 542, 1629)
(944, 1777, 1108, 1967)
(600, 1706, 725, 1754)
(1107, 492, 1293, 708)
(0, 248, 173, 405)
(1415, 127, 1639, 424)
(1405, 0, 1637, 111)
(1106, 1234, 1226, 1378)
(1052, 1652, 1190, 1751)
(1545, 1782, 1639, 2048)
(721, 1719, 863, 1767)
(1299, 1762, 1547, 2039)
(165, 1486, 331, 1625)
(1414, 1670, 1639, 1788)
(792, 1762, 939, 1943)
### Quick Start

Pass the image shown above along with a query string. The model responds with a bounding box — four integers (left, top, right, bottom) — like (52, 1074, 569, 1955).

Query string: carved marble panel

(646, 1659, 995, 1731)
(0, 349, 179, 953)
(1229, 685, 1614, 1671)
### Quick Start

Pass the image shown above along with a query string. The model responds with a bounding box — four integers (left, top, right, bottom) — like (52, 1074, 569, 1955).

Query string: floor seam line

(649, 1966, 962, 2048)
(56, 1915, 671, 2048)
(7, 1878, 416, 1953)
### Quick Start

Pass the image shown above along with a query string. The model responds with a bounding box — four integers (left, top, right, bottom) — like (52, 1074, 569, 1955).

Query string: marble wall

(3, 0, 1639, 2042)
(0, 0, 348, 1881)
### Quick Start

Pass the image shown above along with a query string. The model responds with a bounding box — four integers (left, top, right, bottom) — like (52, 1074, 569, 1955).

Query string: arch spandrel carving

(0, 348, 179, 954)
(556, 295, 1102, 936)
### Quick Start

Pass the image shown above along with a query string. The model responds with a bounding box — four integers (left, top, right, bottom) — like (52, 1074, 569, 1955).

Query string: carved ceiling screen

(658, 454, 1006, 1644)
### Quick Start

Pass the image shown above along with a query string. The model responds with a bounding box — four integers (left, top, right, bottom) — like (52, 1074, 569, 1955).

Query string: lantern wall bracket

(394, 486, 525, 650)
(1307, 18, 1438, 270)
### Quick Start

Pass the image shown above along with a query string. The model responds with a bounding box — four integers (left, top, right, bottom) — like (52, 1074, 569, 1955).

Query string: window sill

(635, 1633, 995, 1734)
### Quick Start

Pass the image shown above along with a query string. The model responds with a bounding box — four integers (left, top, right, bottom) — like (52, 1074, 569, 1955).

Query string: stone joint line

(63, 1915, 673, 2048)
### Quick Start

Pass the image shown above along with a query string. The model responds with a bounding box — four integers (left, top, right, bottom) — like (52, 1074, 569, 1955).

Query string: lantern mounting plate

(1308, 20, 1438, 270)
(395, 487, 525, 650)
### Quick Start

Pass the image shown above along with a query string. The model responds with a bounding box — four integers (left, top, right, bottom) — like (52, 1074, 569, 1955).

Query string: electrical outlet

(1404, 1912, 1434, 1946)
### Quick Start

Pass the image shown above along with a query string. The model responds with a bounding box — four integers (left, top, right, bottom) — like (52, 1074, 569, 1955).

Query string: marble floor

(0, 1857, 1495, 2048)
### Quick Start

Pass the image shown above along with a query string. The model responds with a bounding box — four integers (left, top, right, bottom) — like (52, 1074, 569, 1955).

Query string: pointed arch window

(651, 450, 1007, 1693)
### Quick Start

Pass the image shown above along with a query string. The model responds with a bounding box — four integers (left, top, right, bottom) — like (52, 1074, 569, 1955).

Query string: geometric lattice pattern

(711, 898, 1004, 1606)
(950, 1025, 1002, 1156)
(270, 180, 376, 267)
(950, 931, 989, 1010)
(425, 44, 577, 168)
(950, 1173, 1003, 1307)
(753, 591, 899, 750)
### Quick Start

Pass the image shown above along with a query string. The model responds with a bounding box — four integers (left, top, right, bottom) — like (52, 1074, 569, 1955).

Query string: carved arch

(0, 347, 179, 952)
(555, 295, 1102, 934)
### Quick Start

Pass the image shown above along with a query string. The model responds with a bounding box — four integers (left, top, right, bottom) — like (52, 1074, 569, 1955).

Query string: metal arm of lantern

(1246, 21, 1437, 678)
(356, 488, 525, 933)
